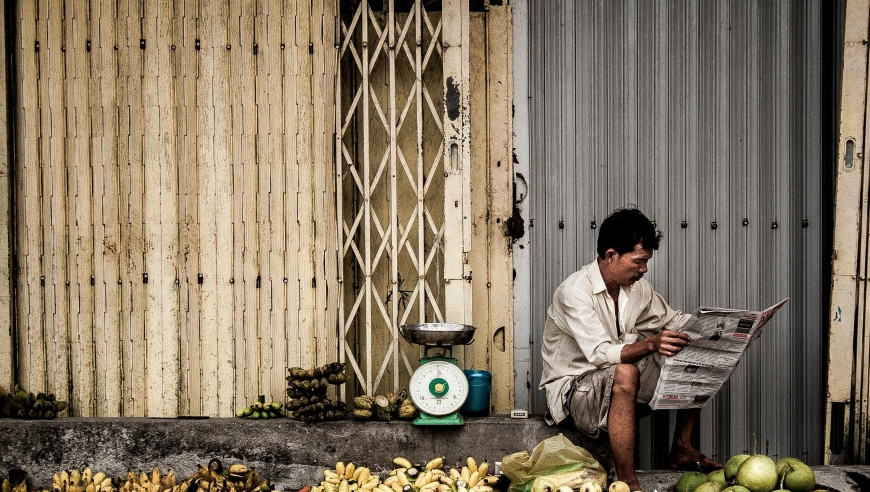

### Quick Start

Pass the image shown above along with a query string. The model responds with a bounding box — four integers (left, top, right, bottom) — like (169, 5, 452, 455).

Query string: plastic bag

(500, 434, 607, 492)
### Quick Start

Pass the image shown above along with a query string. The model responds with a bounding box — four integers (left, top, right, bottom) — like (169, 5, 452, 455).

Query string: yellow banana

(324, 482, 337, 492)
(437, 485, 451, 492)
(481, 476, 500, 486)
(466, 458, 477, 475)
(468, 472, 480, 488)
(376, 485, 393, 492)
(71, 470, 82, 486)
(470, 486, 493, 492)
(338, 479, 349, 492)
(414, 471, 430, 487)
(390, 483, 403, 492)
(418, 483, 439, 492)
(449, 469, 461, 481)
(345, 464, 356, 481)
(460, 467, 470, 483)
(349, 483, 358, 492)
(383, 476, 398, 487)
(92, 472, 106, 486)
(438, 476, 454, 486)
(476, 462, 488, 478)
(325, 478, 341, 485)
(151, 468, 161, 486)
(83, 468, 94, 485)
(352, 467, 365, 482)
(336, 463, 346, 477)
(393, 457, 413, 469)
(86, 484, 96, 492)
(361, 481, 378, 491)
(425, 458, 443, 471)
(324, 471, 340, 480)
(100, 478, 113, 490)
(397, 472, 410, 488)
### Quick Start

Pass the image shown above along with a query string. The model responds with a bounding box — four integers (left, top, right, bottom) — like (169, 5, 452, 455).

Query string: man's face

(606, 244, 653, 286)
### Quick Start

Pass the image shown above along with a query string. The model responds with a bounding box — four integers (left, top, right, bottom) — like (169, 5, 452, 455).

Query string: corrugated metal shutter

(528, 0, 827, 465)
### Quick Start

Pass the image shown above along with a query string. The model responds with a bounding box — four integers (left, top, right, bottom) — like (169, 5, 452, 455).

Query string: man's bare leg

(608, 364, 641, 490)
(667, 408, 723, 471)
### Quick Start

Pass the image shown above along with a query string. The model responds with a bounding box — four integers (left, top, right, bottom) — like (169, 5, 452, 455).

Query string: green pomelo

(780, 463, 816, 492)
(695, 483, 723, 492)
(722, 487, 751, 492)
(708, 469, 727, 486)
(725, 454, 751, 482)
(774, 457, 805, 476)
(676, 471, 710, 492)
(736, 455, 779, 492)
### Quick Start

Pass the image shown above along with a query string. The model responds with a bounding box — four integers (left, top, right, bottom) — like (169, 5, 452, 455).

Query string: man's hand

(619, 329, 691, 363)
(649, 329, 691, 357)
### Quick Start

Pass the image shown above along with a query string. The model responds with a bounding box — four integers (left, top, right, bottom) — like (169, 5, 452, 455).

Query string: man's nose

(639, 264, 648, 274)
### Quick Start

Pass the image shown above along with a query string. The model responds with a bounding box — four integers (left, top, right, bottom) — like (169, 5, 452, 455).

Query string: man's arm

(619, 329, 690, 364)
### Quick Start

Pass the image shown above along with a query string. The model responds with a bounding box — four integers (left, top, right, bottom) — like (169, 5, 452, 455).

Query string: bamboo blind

(10, 0, 339, 417)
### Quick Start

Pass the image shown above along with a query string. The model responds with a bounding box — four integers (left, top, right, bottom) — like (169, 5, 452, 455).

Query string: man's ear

(605, 248, 617, 260)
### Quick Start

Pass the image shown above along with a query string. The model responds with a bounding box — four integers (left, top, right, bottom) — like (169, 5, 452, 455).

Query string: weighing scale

(399, 323, 476, 425)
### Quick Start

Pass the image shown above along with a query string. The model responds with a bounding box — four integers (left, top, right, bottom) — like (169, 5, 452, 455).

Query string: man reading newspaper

(540, 208, 722, 492)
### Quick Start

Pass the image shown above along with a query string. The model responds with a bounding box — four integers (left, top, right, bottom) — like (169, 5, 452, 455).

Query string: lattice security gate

(336, 0, 472, 396)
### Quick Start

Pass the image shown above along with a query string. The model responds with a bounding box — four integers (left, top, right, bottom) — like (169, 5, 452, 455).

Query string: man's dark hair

(596, 208, 663, 258)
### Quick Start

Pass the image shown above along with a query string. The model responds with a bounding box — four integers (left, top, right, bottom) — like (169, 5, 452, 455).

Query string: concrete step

(1, 416, 867, 492)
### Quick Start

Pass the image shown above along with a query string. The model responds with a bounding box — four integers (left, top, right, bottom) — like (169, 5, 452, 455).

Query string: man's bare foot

(667, 448, 723, 473)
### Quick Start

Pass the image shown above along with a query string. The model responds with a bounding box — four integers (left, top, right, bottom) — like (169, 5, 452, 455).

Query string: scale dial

(409, 360, 468, 416)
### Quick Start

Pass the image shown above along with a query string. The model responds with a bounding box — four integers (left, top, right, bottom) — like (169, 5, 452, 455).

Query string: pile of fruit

(285, 362, 348, 422)
(351, 391, 417, 421)
(0, 385, 68, 419)
(675, 453, 818, 492)
(236, 395, 284, 419)
(1, 460, 274, 492)
(310, 456, 504, 492)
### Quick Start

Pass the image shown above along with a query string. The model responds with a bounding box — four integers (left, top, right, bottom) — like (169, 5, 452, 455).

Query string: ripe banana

(468, 472, 480, 488)
(476, 462, 488, 478)
(336, 463, 346, 477)
(392, 457, 413, 469)
(345, 464, 356, 481)
(396, 471, 410, 488)
(448, 469, 461, 481)
(466, 457, 477, 474)
(424, 458, 443, 471)
(460, 467, 471, 483)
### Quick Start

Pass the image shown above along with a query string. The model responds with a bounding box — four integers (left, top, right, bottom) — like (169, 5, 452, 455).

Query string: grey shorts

(567, 354, 662, 438)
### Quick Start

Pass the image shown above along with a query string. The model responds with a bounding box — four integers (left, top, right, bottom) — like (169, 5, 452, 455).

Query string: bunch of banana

(186, 463, 268, 492)
(443, 457, 501, 492)
(115, 467, 192, 492)
(285, 362, 348, 422)
(351, 391, 415, 421)
(0, 384, 68, 419)
(286, 363, 347, 399)
(46, 467, 116, 492)
(236, 395, 283, 419)
(2, 468, 28, 492)
(286, 398, 347, 422)
(311, 462, 383, 492)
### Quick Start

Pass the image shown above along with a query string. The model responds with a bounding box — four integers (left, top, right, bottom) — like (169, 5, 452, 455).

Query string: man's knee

(612, 363, 640, 396)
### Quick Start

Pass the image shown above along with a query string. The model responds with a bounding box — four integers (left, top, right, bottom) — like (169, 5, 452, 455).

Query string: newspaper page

(649, 298, 789, 410)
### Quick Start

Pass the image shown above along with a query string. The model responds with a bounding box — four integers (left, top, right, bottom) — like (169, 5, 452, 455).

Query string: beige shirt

(539, 259, 690, 424)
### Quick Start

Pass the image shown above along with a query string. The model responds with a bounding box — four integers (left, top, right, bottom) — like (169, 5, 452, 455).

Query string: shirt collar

(588, 259, 607, 294)
(588, 258, 636, 296)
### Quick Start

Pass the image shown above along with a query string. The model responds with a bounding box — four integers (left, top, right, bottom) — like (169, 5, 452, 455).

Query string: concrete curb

(1, 417, 867, 492)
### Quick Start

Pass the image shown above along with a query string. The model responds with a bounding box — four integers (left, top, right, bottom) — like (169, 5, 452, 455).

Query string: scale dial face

(409, 360, 468, 416)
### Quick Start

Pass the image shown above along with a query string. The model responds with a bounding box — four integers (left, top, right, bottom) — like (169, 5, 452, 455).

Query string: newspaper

(649, 298, 789, 410)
